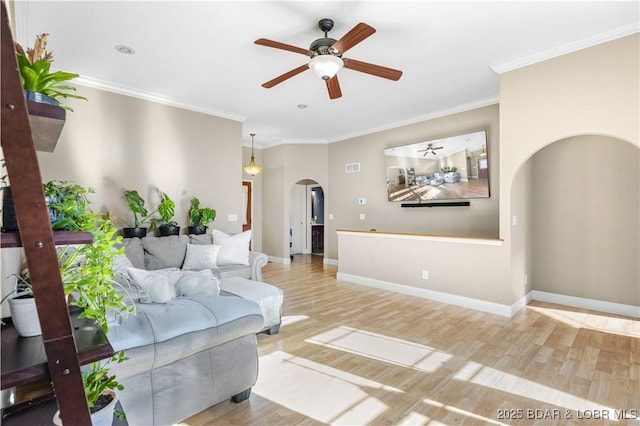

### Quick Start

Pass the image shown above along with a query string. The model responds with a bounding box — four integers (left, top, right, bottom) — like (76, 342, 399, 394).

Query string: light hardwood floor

(183, 255, 639, 425)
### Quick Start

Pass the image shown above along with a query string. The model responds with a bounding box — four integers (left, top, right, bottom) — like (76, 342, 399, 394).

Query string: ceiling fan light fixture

(309, 55, 344, 80)
(243, 133, 263, 176)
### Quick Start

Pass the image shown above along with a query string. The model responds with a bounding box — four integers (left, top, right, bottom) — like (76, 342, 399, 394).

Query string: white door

(289, 185, 306, 255)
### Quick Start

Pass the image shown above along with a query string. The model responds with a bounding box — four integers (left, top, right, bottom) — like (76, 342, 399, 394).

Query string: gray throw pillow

(122, 237, 145, 269)
(142, 235, 188, 270)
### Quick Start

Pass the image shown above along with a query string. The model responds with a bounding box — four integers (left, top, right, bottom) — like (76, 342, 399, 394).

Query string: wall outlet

(359, 213, 366, 220)
(512, 215, 517, 226)
(422, 270, 429, 280)
(228, 214, 238, 222)
(524, 274, 528, 285)
(329, 213, 334, 220)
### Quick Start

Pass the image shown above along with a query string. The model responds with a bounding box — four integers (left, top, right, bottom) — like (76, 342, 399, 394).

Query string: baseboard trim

(268, 256, 290, 265)
(337, 272, 514, 317)
(323, 258, 338, 266)
(335, 274, 640, 319)
(532, 291, 640, 318)
(511, 292, 532, 317)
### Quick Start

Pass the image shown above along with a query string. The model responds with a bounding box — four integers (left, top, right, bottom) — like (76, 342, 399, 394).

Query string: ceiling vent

(345, 163, 360, 173)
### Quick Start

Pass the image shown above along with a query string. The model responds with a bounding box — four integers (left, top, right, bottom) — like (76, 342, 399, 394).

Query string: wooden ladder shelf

(1, 1, 93, 423)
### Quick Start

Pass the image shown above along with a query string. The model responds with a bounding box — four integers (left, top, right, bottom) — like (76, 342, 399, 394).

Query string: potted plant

(2, 179, 90, 232)
(0, 268, 40, 337)
(122, 190, 158, 238)
(53, 351, 128, 426)
(2, 181, 133, 336)
(187, 197, 216, 235)
(15, 33, 86, 111)
(150, 192, 180, 236)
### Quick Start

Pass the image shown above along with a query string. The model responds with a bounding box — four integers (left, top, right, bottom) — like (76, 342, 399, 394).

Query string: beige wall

(36, 85, 246, 235)
(334, 34, 638, 312)
(327, 104, 500, 260)
(262, 143, 328, 260)
(243, 146, 263, 252)
(530, 136, 639, 305)
(501, 34, 639, 305)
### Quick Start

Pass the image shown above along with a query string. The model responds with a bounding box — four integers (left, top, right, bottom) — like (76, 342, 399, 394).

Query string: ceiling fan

(255, 18, 403, 100)
(417, 143, 444, 156)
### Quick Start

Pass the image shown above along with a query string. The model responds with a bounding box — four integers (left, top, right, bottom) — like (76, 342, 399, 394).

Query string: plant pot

(8, 293, 41, 337)
(53, 389, 118, 426)
(2, 187, 19, 231)
(25, 90, 60, 106)
(1, 186, 77, 232)
(158, 225, 180, 236)
(122, 227, 147, 238)
(187, 225, 207, 235)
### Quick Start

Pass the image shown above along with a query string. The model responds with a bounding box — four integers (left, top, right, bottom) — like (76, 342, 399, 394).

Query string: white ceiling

(13, 1, 639, 148)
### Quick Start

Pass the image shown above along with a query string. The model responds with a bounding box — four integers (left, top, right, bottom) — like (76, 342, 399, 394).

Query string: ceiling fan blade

(255, 38, 313, 56)
(432, 151, 437, 155)
(331, 23, 376, 54)
(343, 58, 403, 81)
(434, 146, 444, 150)
(326, 75, 342, 99)
(262, 64, 309, 88)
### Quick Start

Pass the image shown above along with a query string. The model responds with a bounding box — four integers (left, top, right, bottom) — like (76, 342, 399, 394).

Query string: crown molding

(75, 76, 246, 122)
(328, 96, 500, 144)
(491, 21, 640, 74)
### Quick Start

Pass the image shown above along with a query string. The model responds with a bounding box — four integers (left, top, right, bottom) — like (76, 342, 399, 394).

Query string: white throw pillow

(182, 243, 221, 270)
(174, 269, 220, 297)
(127, 267, 177, 304)
(211, 229, 251, 266)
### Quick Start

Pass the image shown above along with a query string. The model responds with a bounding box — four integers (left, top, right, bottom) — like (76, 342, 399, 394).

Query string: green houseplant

(54, 351, 128, 424)
(150, 192, 179, 236)
(187, 197, 216, 235)
(15, 33, 86, 111)
(122, 190, 158, 238)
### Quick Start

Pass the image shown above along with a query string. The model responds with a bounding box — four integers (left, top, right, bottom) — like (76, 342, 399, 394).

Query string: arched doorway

(512, 134, 638, 309)
(289, 179, 324, 259)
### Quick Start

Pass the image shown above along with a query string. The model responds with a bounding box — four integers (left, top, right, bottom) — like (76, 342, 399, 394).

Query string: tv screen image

(384, 131, 490, 202)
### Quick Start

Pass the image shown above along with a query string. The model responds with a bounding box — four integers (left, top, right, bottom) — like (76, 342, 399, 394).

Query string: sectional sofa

(105, 232, 275, 425)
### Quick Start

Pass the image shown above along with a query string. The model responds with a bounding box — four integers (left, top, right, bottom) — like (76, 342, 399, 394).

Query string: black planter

(158, 225, 180, 236)
(2, 187, 19, 231)
(187, 225, 207, 235)
(122, 227, 148, 238)
(2, 186, 65, 232)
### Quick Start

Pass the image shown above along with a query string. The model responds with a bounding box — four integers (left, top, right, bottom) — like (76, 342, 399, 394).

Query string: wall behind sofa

(36, 85, 246, 236)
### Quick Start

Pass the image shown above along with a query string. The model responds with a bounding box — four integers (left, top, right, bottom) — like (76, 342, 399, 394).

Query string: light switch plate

(228, 214, 238, 222)
(359, 213, 366, 220)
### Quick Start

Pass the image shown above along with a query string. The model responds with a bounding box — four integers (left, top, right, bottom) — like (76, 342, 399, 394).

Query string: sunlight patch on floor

(307, 326, 452, 372)
(453, 361, 617, 417)
(397, 411, 431, 425)
(420, 398, 508, 425)
(528, 305, 640, 338)
(253, 351, 399, 424)
(281, 315, 309, 327)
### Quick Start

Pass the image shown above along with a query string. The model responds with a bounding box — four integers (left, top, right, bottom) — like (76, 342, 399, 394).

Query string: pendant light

(243, 133, 262, 176)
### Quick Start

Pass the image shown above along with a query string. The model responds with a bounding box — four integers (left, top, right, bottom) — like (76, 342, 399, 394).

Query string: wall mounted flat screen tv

(384, 131, 490, 202)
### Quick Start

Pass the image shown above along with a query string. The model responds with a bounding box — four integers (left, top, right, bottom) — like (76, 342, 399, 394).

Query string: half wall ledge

(336, 229, 511, 317)
(336, 229, 503, 246)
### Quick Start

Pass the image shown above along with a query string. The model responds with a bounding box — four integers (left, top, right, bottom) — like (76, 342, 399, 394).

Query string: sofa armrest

(249, 251, 268, 282)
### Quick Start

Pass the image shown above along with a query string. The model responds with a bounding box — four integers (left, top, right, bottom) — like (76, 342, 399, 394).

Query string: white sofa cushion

(212, 230, 251, 266)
